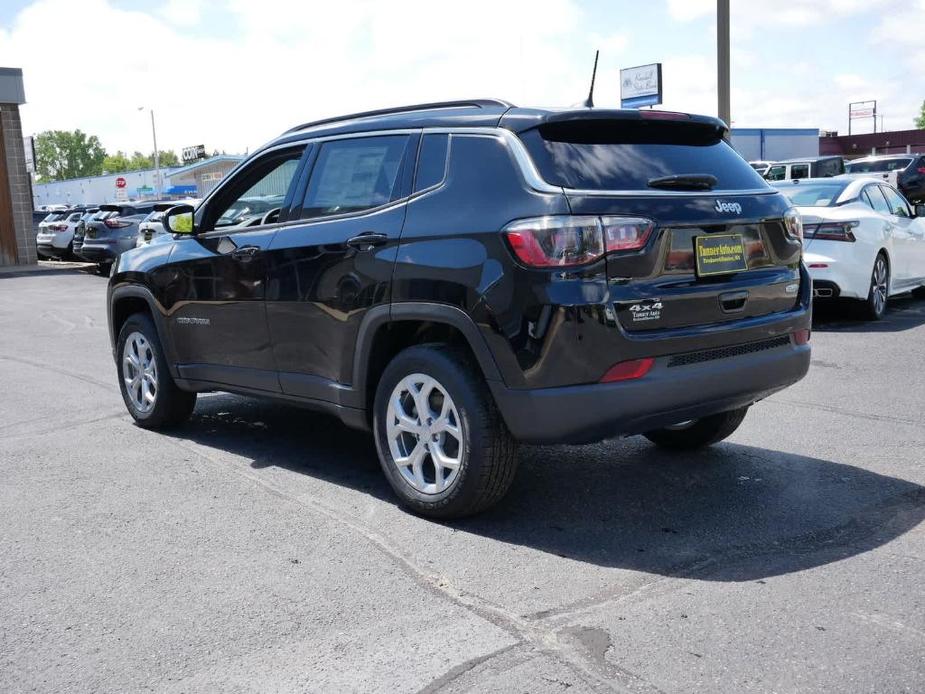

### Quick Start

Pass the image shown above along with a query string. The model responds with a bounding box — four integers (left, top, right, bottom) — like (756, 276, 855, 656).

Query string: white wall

(31, 167, 179, 207)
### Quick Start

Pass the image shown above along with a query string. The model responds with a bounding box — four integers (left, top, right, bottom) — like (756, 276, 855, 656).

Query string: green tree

(916, 100, 925, 129)
(158, 150, 180, 167)
(34, 129, 106, 181)
(101, 150, 131, 174)
(129, 151, 151, 170)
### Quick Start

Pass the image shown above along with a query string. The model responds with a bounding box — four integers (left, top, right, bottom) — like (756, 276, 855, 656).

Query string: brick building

(819, 128, 925, 159)
(0, 67, 35, 266)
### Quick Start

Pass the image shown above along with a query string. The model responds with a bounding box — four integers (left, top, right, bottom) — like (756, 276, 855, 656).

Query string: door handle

(230, 245, 261, 260)
(346, 232, 389, 251)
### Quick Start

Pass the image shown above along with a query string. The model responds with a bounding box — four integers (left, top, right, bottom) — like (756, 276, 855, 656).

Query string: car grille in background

(667, 336, 791, 368)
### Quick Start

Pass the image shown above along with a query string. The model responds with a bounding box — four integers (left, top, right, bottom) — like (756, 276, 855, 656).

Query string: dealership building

(31, 154, 244, 207)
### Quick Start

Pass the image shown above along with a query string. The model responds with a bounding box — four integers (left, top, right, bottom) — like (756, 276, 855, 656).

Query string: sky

(0, 0, 922, 157)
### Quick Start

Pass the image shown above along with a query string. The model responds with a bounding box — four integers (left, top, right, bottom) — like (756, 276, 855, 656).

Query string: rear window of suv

(519, 119, 767, 191)
(846, 158, 911, 173)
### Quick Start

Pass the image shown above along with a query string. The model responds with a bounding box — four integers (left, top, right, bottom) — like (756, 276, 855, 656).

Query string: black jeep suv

(107, 99, 811, 518)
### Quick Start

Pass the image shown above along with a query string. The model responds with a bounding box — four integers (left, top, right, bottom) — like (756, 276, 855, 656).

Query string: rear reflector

(793, 329, 811, 345)
(808, 263, 828, 269)
(600, 357, 654, 383)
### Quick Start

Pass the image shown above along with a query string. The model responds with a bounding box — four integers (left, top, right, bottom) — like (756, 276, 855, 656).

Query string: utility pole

(717, 0, 731, 130)
(139, 107, 161, 199)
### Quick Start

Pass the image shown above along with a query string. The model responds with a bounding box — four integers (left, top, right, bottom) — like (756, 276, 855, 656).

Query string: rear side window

(303, 135, 409, 218)
(519, 120, 767, 191)
(790, 164, 810, 180)
(864, 185, 891, 214)
(414, 134, 449, 193)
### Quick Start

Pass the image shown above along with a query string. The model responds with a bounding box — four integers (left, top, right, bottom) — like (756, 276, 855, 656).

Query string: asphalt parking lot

(1, 264, 924, 693)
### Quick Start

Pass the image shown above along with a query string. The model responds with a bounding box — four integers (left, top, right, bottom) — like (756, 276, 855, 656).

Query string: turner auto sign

(620, 63, 662, 108)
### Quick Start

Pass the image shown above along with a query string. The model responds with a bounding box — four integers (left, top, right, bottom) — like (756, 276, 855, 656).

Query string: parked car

(765, 156, 845, 182)
(135, 199, 201, 247)
(35, 207, 95, 259)
(773, 177, 925, 319)
(843, 154, 925, 204)
(749, 160, 774, 176)
(77, 202, 156, 275)
(108, 99, 811, 518)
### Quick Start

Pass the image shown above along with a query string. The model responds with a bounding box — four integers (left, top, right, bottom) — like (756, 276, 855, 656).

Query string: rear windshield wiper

(647, 174, 718, 191)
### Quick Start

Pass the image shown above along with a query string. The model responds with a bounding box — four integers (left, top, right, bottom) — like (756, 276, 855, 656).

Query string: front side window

(206, 149, 304, 230)
(880, 185, 911, 218)
(766, 165, 786, 181)
(302, 135, 410, 219)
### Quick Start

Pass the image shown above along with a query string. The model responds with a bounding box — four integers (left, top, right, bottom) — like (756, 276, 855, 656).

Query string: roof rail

(283, 99, 514, 135)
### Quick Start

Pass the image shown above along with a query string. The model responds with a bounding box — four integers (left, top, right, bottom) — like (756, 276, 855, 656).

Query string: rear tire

(643, 407, 748, 450)
(861, 253, 889, 321)
(116, 313, 196, 429)
(373, 344, 518, 519)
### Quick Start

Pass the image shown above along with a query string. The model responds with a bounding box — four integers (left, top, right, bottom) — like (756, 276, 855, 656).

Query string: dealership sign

(620, 63, 663, 108)
(182, 144, 207, 162)
(849, 100, 876, 118)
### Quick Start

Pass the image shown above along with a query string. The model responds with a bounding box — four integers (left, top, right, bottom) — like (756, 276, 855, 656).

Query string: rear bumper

(77, 243, 118, 263)
(491, 338, 810, 444)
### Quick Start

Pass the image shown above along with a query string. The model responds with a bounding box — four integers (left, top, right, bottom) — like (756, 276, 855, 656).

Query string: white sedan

(773, 177, 925, 320)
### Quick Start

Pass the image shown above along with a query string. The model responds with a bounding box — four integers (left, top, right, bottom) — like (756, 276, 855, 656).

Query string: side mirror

(915, 204, 925, 218)
(163, 204, 195, 235)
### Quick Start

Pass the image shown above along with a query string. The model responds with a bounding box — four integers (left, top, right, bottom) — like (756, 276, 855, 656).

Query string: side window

(791, 164, 810, 180)
(302, 135, 410, 219)
(414, 134, 449, 193)
(881, 186, 911, 218)
(766, 165, 785, 181)
(865, 185, 892, 215)
(206, 148, 304, 230)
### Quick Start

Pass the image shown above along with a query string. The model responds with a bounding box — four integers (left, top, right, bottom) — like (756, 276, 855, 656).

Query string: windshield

(846, 158, 911, 173)
(772, 181, 849, 207)
(519, 120, 768, 191)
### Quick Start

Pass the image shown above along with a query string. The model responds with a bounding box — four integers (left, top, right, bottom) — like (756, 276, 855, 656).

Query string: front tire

(643, 407, 748, 450)
(862, 253, 889, 321)
(373, 344, 518, 519)
(116, 313, 196, 429)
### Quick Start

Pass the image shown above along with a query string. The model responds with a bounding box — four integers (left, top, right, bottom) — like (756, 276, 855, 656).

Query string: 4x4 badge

(627, 300, 663, 323)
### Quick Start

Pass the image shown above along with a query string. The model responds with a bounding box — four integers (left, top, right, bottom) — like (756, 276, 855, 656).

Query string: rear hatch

(514, 113, 803, 332)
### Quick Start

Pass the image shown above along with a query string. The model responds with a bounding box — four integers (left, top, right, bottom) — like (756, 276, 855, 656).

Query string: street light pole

(138, 107, 161, 199)
(717, 0, 731, 130)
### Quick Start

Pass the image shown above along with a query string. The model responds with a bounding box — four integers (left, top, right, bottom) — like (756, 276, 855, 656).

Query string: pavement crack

(0, 353, 113, 391)
(765, 396, 922, 427)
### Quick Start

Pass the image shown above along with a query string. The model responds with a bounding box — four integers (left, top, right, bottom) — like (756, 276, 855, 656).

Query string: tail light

(804, 221, 857, 242)
(104, 218, 132, 229)
(49, 223, 68, 232)
(783, 208, 803, 242)
(793, 329, 811, 345)
(600, 357, 654, 383)
(503, 215, 654, 268)
(917, 167, 925, 175)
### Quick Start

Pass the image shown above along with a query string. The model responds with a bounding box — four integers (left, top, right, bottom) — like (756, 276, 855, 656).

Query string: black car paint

(109, 105, 811, 444)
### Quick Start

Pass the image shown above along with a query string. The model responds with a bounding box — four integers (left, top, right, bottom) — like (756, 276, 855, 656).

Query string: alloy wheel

(123, 331, 158, 414)
(386, 373, 463, 495)
(871, 256, 888, 316)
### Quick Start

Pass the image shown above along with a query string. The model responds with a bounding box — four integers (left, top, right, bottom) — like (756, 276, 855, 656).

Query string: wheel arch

(352, 303, 504, 421)
(109, 285, 178, 377)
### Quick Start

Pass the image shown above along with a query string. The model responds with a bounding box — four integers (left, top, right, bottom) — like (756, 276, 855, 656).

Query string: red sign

(115, 177, 127, 189)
